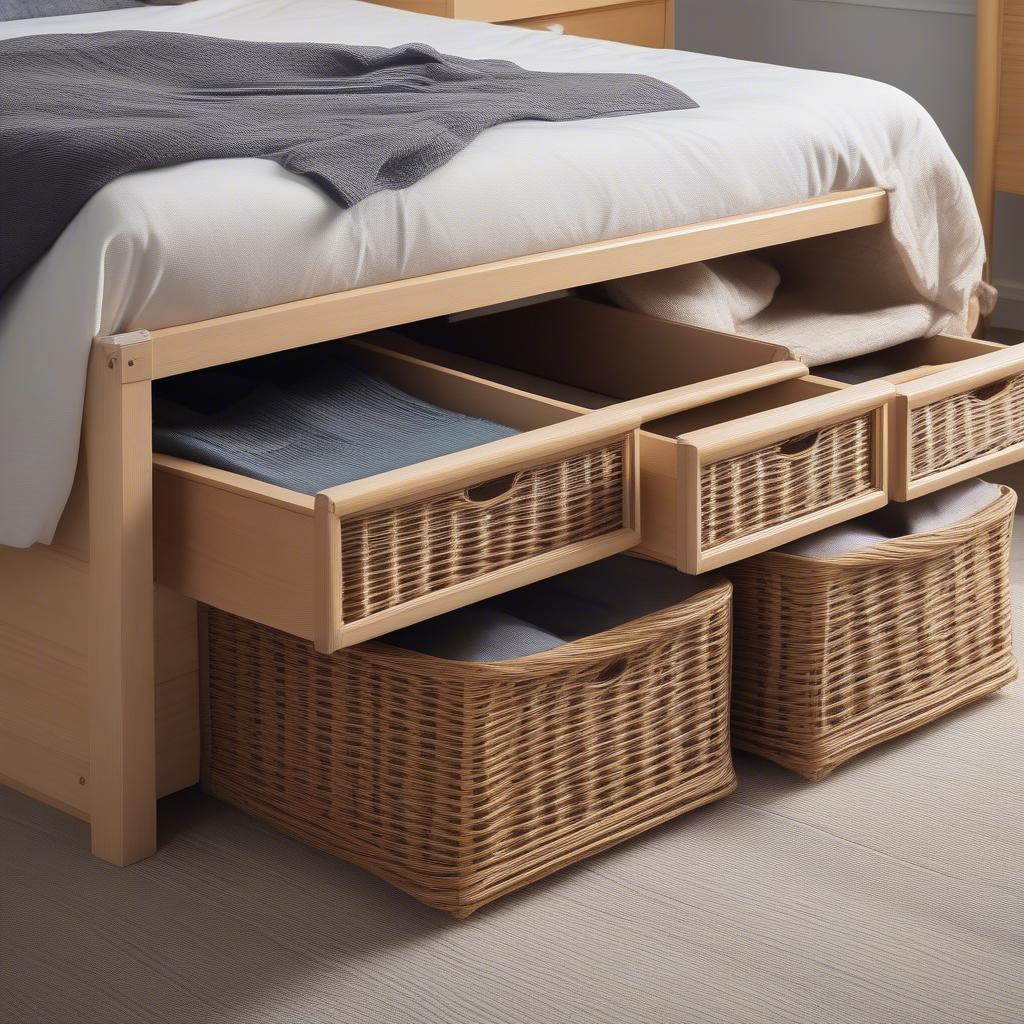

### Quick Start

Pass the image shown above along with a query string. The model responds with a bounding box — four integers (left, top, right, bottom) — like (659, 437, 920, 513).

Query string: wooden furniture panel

(153, 334, 646, 653)
(881, 335, 1024, 500)
(373, 0, 673, 47)
(0, 468, 199, 824)
(504, 2, 670, 47)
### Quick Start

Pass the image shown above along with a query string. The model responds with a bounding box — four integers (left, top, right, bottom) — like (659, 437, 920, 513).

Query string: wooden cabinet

(371, 0, 675, 47)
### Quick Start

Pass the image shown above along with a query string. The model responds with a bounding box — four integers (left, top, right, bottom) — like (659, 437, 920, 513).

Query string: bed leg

(85, 335, 157, 866)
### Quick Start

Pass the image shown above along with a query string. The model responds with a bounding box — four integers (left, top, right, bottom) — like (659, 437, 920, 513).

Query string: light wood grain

(455, 0, 636, 19)
(505, 2, 670, 47)
(84, 340, 158, 865)
(994, 0, 1024, 198)
(0, 494, 199, 823)
(975, 0, 1003, 267)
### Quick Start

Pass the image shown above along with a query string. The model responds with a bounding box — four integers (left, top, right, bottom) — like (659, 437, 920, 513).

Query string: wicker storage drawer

(154, 335, 646, 652)
(727, 483, 1017, 781)
(199, 562, 737, 917)
(402, 298, 891, 573)
(815, 335, 1024, 501)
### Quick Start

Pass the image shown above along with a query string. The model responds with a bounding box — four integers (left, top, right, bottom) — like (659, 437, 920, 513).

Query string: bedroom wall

(674, 0, 1024, 328)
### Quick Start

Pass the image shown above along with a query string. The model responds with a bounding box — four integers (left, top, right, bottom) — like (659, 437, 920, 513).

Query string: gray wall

(674, 0, 1024, 326)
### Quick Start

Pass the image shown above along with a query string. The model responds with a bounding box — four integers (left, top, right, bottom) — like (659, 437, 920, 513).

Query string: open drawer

(815, 335, 1024, 501)
(398, 297, 892, 573)
(153, 336, 648, 653)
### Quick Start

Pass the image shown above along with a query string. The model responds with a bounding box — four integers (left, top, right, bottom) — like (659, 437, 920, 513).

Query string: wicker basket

(200, 579, 737, 917)
(910, 372, 1024, 482)
(727, 485, 1017, 781)
(699, 412, 877, 551)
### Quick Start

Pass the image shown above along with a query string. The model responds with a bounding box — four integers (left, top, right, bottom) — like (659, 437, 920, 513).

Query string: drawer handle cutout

(969, 379, 1014, 403)
(777, 432, 820, 458)
(464, 472, 521, 504)
(595, 658, 629, 685)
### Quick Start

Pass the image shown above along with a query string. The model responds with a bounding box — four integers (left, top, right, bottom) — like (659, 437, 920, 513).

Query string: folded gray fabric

(782, 479, 1003, 559)
(0, 30, 696, 296)
(498, 555, 721, 642)
(384, 606, 565, 662)
(0, 0, 143, 21)
(387, 556, 724, 662)
(153, 351, 517, 494)
(814, 348, 916, 384)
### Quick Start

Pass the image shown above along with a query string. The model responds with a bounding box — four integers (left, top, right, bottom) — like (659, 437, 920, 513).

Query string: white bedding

(0, 0, 984, 548)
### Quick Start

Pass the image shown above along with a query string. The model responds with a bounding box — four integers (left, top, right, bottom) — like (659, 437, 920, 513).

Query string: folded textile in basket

(388, 556, 722, 661)
(153, 350, 518, 494)
(0, 29, 696, 298)
(782, 478, 1003, 559)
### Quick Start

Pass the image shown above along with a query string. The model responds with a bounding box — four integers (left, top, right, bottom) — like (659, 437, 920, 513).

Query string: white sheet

(0, 0, 984, 547)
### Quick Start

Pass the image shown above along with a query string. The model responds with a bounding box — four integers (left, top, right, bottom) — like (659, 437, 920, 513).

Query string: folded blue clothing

(386, 556, 723, 662)
(153, 350, 518, 494)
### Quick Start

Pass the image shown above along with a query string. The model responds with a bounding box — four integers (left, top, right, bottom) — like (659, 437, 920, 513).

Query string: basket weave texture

(200, 580, 736, 917)
(727, 485, 1017, 781)
(340, 436, 628, 622)
(701, 413, 875, 550)
(910, 373, 1024, 481)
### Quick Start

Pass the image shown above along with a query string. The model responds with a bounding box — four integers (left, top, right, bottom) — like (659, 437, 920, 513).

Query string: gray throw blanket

(0, 30, 696, 296)
(0, 0, 144, 21)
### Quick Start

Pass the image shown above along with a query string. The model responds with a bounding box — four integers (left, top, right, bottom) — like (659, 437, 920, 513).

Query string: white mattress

(0, 0, 983, 547)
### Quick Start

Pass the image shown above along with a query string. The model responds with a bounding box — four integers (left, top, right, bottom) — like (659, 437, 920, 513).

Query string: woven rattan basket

(200, 579, 737, 917)
(910, 372, 1024, 482)
(727, 485, 1017, 781)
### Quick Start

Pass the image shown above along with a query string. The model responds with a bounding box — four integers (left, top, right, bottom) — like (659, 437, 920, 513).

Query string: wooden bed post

(85, 332, 157, 866)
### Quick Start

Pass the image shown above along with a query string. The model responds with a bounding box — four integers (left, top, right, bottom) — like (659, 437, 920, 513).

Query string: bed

(0, 0, 992, 865)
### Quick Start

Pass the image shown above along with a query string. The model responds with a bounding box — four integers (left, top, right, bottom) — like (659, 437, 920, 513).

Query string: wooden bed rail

(148, 187, 888, 381)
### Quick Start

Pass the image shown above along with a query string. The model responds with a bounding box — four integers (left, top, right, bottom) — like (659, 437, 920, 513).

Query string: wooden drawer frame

(154, 336, 650, 653)
(676, 378, 891, 572)
(397, 298, 892, 573)
(883, 337, 1024, 500)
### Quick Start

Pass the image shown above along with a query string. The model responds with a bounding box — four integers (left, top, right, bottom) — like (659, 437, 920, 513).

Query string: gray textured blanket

(152, 349, 518, 495)
(0, 0, 143, 21)
(0, 30, 695, 296)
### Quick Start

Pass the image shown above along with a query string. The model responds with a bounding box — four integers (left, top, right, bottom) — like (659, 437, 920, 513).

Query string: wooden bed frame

(1, 187, 888, 865)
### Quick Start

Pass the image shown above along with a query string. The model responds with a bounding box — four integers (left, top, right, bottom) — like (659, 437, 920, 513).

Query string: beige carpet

(3, 535, 1023, 1024)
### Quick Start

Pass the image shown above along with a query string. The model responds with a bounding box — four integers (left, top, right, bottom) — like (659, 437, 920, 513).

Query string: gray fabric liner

(152, 349, 517, 495)
(0, 0, 143, 21)
(387, 556, 723, 662)
(814, 345, 921, 385)
(0, 30, 696, 297)
(782, 478, 1003, 559)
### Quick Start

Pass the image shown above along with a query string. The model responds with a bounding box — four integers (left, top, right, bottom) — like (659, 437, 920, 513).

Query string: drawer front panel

(909, 371, 1024, 481)
(504, 1, 668, 47)
(339, 436, 629, 622)
(699, 413, 877, 552)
